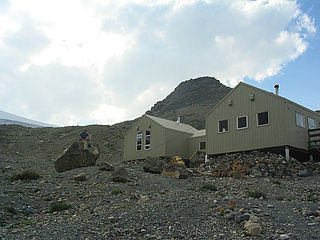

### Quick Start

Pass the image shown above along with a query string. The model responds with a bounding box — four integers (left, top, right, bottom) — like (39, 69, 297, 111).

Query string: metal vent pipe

(274, 84, 279, 95)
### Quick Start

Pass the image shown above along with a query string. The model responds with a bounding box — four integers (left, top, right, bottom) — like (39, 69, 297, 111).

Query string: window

(257, 111, 269, 126)
(136, 132, 142, 151)
(295, 112, 305, 128)
(308, 117, 316, 129)
(145, 130, 151, 150)
(218, 120, 229, 133)
(237, 115, 248, 129)
(199, 141, 206, 150)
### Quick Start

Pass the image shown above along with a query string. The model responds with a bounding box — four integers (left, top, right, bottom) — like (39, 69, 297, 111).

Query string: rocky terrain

(1, 123, 320, 240)
(1, 77, 320, 239)
(146, 76, 231, 129)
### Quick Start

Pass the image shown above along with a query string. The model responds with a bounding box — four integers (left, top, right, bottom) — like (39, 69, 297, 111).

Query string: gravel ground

(1, 154, 320, 240)
(0, 124, 319, 239)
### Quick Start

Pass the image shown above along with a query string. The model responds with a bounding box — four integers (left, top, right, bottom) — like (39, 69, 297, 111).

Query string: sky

(0, 0, 319, 126)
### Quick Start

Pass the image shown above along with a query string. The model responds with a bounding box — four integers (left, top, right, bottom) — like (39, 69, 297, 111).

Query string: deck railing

(308, 128, 320, 152)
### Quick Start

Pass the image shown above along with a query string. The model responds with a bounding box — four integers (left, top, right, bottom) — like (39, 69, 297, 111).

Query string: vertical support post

(285, 146, 290, 161)
(310, 155, 313, 161)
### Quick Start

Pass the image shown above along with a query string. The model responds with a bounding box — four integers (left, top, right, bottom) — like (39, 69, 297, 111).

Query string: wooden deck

(309, 128, 320, 151)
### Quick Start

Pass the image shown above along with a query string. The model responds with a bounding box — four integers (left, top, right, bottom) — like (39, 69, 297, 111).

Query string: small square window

(257, 112, 269, 126)
(199, 141, 206, 150)
(218, 120, 229, 133)
(237, 116, 248, 129)
(295, 112, 305, 128)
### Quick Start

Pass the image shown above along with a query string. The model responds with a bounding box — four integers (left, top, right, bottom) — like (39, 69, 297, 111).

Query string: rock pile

(199, 151, 320, 178)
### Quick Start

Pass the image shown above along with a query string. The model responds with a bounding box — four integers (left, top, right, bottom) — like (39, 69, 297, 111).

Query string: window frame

(144, 130, 151, 150)
(256, 111, 270, 127)
(199, 141, 206, 150)
(307, 117, 316, 130)
(136, 132, 143, 151)
(295, 112, 305, 128)
(236, 115, 248, 130)
(218, 119, 229, 133)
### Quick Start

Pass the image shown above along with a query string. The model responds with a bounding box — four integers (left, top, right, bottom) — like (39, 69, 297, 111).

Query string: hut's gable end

(123, 115, 166, 161)
(206, 84, 288, 155)
(123, 114, 203, 161)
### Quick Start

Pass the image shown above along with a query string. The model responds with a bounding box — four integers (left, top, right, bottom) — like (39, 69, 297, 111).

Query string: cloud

(97, 0, 316, 89)
(0, 0, 316, 125)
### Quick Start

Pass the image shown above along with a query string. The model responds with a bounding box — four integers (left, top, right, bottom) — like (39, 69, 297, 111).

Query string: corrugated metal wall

(123, 115, 166, 161)
(165, 128, 193, 159)
(124, 85, 320, 160)
(206, 84, 287, 155)
(188, 135, 206, 158)
(285, 101, 320, 150)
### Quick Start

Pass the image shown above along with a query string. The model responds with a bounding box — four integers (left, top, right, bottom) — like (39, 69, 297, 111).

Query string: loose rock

(143, 157, 167, 174)
(54, 142, 100, 172)
(73, 173, 86, 181)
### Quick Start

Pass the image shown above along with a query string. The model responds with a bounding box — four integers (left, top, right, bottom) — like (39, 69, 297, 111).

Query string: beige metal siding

(165, 128, 192, 159)
(206, 84, 287, 155)
(188, 135, 206, 158)
(123, 115, 166, 161)
(285, 102, 320, 150)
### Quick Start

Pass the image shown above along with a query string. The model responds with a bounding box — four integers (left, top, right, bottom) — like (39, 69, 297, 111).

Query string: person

(79, 128, 90, 150)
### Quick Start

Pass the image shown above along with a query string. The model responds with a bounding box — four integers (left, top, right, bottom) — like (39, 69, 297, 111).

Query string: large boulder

(54, 142, 100, 172)
(143, 157, 167, 174)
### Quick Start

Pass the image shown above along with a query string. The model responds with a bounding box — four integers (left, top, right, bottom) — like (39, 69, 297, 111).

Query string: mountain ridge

(146, 76, 232, 129)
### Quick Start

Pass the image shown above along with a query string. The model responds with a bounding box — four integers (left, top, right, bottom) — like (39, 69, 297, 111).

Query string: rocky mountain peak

(146, 76, 232, 129)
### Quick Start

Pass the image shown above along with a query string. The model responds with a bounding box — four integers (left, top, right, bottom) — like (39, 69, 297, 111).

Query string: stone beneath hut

(200, 151, 320, 178)
(54, 142, 100, 172)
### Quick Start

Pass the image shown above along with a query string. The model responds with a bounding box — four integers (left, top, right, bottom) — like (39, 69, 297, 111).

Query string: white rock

(279, 234, 290, 239)
(307, 223, 317, 226)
